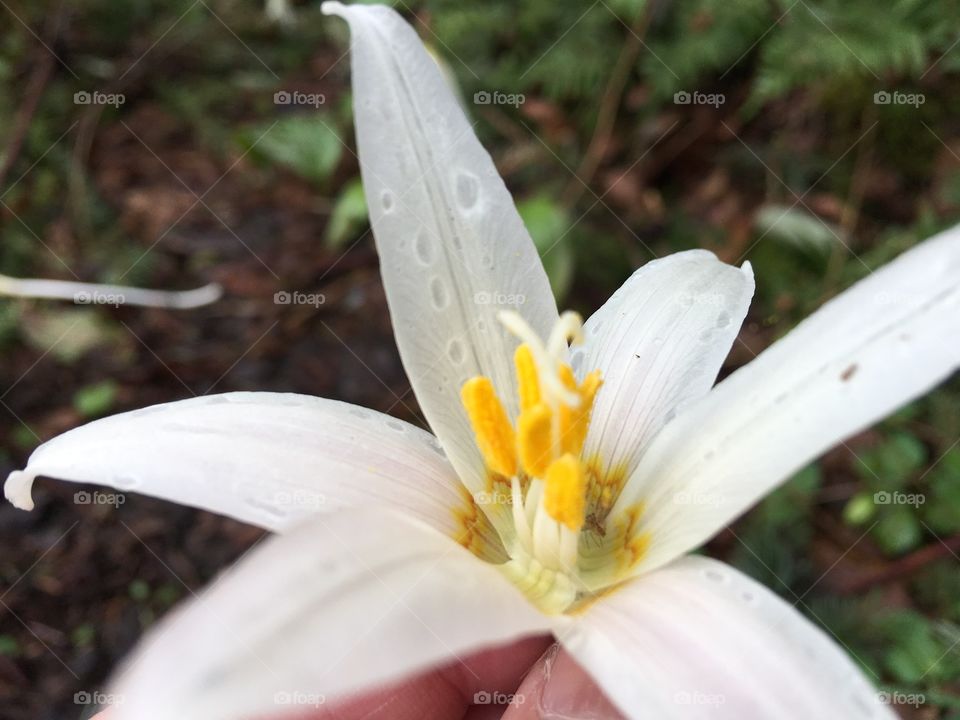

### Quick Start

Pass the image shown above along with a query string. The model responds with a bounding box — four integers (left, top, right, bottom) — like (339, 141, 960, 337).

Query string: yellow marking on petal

(452, 484, 507, 562)
(461, 377, 517, 478)
(544, 454, 586, 531)
(560, 370, 603, 456)
(615, 503, 651, 571)
(514, 344, 541, 413)
(518, 403, 553, 478)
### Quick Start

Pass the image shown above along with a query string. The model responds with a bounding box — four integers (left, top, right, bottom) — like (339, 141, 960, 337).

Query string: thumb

(502, 643, 624, 720)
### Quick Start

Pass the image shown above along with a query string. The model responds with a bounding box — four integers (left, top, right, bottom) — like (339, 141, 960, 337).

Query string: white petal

(5, 392, 489, 547)
(612, 224, 960, 574)
(556, 556, 895, 720)
(324, 2, 558, 491)
(110, 508, 551, 720)
(578, 250, 754, 476)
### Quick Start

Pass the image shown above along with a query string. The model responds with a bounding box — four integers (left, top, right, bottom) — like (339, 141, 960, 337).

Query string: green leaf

(872, 506, 922, 556)
(843, 491, 877, 526)
(855, 432, 927, 490)
(882, 610, 949, 683)
(753, 204, 840, 258)
(518, 194, 574, 302)
(71, 623, 96, 648)
(129, 579, 150, 602)
(923, 449, 960, 534)
(0, 635, 19, 656)
(326, 177, 368, 249)
(240, 116, 343, 185)
(73, 380, 118, 419)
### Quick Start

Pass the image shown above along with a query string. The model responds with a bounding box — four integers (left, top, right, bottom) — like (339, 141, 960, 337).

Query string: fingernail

(539, 646, 619, 720)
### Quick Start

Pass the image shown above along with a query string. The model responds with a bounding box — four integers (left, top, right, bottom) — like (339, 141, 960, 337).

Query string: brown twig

(0, 9, 62, 193)
(837, 533, 960, 595)
(560, 4, 653, 208)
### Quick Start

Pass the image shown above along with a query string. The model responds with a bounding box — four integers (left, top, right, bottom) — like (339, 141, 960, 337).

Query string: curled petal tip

(321, 1, 346, 16)
(4, 470, 36, 511)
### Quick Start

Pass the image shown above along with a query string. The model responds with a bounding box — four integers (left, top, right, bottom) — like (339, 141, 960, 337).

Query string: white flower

(6, 3, 960, 719)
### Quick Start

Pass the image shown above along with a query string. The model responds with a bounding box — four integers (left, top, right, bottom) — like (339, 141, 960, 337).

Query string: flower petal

(5, 392, 489, 548)
(576, 250, 754, 478)
(323, 2, 558, 492)
(109, 508, 551, 720)
(614, 224, 960, 574)
(557, 557, 895, 719)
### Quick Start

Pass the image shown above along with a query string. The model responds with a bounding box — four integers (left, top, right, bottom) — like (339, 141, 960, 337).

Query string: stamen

(559, 370, 603, 457)
(460, 377, 517, 477)
(543, 454, 586, 531)
(517, 403, 553, 477)
(514, 344, 541, 412)
(498, 311, 578, 407)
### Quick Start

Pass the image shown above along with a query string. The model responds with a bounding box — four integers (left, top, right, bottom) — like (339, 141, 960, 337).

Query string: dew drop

(386, 419, 405, 433)
(430, 277, 449, 309)
(455, 171, 480, 210)
(380, 190, 395, 212)
(716, 311, 731, 329)
(414, 231, 434, 266)
(704, 568, 726, 584)
(448, 339, 466, 364)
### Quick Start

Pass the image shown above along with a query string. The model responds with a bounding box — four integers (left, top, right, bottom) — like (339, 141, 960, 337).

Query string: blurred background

(1, 0, 959, 717)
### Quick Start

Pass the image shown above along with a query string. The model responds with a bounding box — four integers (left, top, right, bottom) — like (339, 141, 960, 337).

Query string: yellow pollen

(517, 403, 553, 478)
(514, 344, 541, 412)
(543, 454, 586, 531)
(559, 369, 603, 457)
(460, 377, 517, 477)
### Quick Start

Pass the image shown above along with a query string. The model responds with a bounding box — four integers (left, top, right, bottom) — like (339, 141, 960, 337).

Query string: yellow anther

(543, 454, 586, 531)
(518, 403, 553, 478)
(558, 363, 577, 391)
(514, 344, 541, 412)
(461, 377, 517, 477)
(560, 370, 603, 456)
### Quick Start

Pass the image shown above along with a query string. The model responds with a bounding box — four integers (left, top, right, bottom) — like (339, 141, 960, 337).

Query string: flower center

(460, 310, 603, 612)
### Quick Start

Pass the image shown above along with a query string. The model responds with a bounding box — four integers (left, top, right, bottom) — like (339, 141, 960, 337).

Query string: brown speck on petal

(840, 364, 858, 382)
